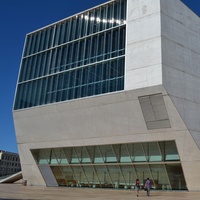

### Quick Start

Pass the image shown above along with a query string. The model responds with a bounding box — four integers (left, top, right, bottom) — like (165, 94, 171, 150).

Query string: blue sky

(0, 0, 199, 153)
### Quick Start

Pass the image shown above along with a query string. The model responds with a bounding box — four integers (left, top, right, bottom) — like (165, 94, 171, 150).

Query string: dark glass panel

(35, 31, 41, 53)
(66, 43, 73, 70)
(165, 141, 180, 161)
(90, 36, 96, 63)
(94, 146, 104, 164)
(39, 52, 46, 77)
(44, 50, 51, 76)
(46, 76, 53, 104)
(60, 45, 67, 70)
(55, 47, 62, 72)
(24, 57, 32, 81)
(93, 9, 100, 33)
(97, 34, 104, 61)
(19, 83, 27, 109)
(59, 22, 65, 45)
(50, 149, 60, 164)
(56, 73, 64, 102)
(77, 16, 83, 39)
(84, 38, 91, 65)
(24, 35, 31, 56)
(71, 148, 79, 164)
(105, 30, 111, 59)
(32, 79, 39, 106)
(60, 166, 73, 186)
(121, 165, 136, 188)
(39, 30, 45, 51)
(62, 72, 69, 101)
(105, 145, 117, 163)
(165, 164, 187, 190)
(70, 18, 77, 41)
(75, 68, 82, 87)
(34, 53, 42, 79)
(71, 42, 78, 68)
(101, 5, 108, 30)
(54, 24, 61, 46)
(67, 20, 72, 43)
(95, 63, 102, 82)
(112, 29, 119, 57)
(107, 165, 120, 187)
(83, 166, 95, 186)
(150, 164, 170, 190)
(51, 75, 59, 103)
(99, 7, 104, 31)
(49, 49, 57, 74)
(40, 77, 48, 105)
(48, 26, 54, 49)
(44, 28, 50, 50)
(149, 142, 162, 162)
(88, 11, 95, 35)
(30, 33, 36, 55)
(82, 13, 89, 37)
(121, 0, 126, 21)
(62, 21, 68, 43)
(95, 165, 109, 186)
(120, 144, 131, 163)
(62, 148, 72, 164)
(19, 58, 27, 82)
(119, 27, 126, 55)
(107, 2, 114, 29)
(113, 2, 118, 27)
(25, 81, 33, 108)
(81, 147, 91, 163)
(78, 39, 85, 66)
(132, 143, 147, 162)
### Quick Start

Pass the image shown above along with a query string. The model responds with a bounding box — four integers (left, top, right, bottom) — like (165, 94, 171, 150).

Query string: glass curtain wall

(14, 0, 127, 110)
(31, 141, 187, 190)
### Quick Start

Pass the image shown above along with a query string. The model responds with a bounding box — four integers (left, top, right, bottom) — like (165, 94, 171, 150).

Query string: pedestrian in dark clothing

(135, 178, 140, 197)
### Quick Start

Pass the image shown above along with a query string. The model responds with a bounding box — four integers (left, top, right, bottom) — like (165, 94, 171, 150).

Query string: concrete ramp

(0, 171, 22, 183)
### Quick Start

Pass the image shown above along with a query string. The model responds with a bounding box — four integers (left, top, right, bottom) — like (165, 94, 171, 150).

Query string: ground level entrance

(32, 141, 187, 190)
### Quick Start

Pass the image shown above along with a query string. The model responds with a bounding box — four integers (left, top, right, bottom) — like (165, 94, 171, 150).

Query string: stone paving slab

(0, 184, 200, 200)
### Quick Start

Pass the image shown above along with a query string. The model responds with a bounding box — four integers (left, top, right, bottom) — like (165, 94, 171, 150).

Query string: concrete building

(0, 150, 21, 177)
(13, 0, 200, 191)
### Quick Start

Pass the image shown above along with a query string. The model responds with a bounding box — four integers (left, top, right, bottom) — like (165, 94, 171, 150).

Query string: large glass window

(31, 141, 187, 190)
(14, 0, 127, 110)
(15, 57, 125, 109)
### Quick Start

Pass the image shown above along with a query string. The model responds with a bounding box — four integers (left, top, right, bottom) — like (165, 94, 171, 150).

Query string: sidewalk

(0, 184, 199, 200)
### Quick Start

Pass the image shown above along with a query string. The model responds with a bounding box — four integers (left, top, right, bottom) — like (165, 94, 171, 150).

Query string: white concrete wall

(161, 0, 200, 147)
(125, 0, 162, 90)
(13, 85, 200, 190)
(160, 0, 200, 191)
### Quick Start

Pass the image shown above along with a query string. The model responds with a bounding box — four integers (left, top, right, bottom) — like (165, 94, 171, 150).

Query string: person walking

(145, 178, 151, 197)
(135, 178, 140, 197)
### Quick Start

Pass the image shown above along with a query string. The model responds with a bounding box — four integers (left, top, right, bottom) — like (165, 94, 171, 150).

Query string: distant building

(13, 0, 200, 191)
(0, 150, 21, 177)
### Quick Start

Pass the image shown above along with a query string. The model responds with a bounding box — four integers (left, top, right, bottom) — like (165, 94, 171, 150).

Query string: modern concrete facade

(13, 0, 200, 191)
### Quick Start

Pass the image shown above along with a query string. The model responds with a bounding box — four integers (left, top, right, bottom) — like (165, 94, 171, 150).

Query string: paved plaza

(0, 184, 200, 200)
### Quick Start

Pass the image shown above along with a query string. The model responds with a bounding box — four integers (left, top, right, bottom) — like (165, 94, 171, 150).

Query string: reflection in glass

(14, 0, 127, 110)
(32, 140, 187, 190)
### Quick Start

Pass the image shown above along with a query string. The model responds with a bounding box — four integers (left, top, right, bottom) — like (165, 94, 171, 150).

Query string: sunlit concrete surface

(0, 184, 200, 200)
